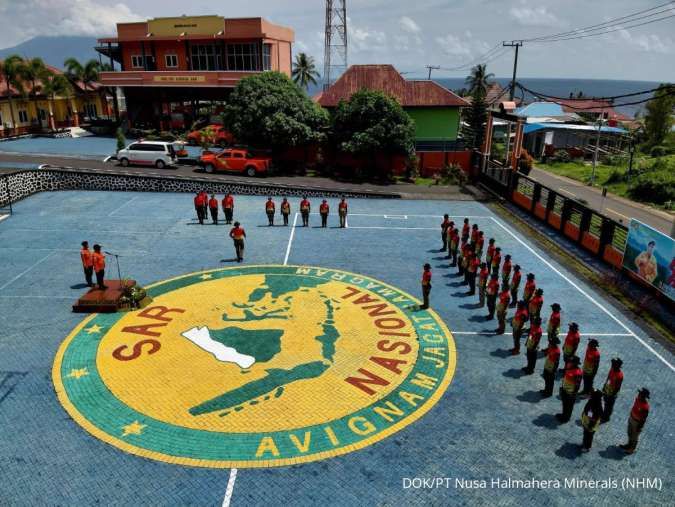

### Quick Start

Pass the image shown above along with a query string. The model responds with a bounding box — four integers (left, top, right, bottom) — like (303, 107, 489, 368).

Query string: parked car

(117, 141, 177, 169)
(199, 148, 272, 177)
(186, 125, 234, 147)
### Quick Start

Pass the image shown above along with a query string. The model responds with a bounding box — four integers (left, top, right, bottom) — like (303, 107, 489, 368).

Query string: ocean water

(309, 77, 665, 118)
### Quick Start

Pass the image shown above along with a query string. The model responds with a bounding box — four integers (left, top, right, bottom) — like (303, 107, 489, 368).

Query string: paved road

(530, 166, 674, 236)
(0, 152, 479, 201)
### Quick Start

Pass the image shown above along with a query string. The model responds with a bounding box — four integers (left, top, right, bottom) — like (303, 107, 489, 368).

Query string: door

(230, 152, 245, 172)
(216, 152, 232, 170)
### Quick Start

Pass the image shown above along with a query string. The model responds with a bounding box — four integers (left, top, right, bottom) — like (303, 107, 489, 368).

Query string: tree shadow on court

(532, 413, 560, 430)
(503, 368, 525, 379)
(555, 442, 582, 460)
(490, 348, 511, 358)
(599, 445, 627, 461)
(516, 390, 542, 403)
(70, 283, 89, 289)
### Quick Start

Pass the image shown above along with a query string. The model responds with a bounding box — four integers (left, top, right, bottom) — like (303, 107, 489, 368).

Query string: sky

(0, 0, 673, 81)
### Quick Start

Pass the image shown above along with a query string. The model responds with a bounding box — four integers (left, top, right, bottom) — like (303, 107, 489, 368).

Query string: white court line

(0, 251, 55, 290)
(489, 216, 675, 372)
(7, 228, 165, 235)
(383, 214, 408, 219)
(348, 226, 437, 230)
(222, 468, 238, 507)
(452, 331, 633, 337)
(283, 212, 299, 266)
(107, 195, 141, 217)
(0, 214, 10, 223)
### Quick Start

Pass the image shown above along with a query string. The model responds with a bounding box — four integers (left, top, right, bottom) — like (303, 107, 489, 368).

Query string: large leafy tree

(0, 54, 25, 130)
(222, 71, 328, 150)
(331, 89, 415, 157)
(19, 57, 48, 103)
(463, 64, 494, 150)
(292, 53, 320, 89)
(41, 70, 72, 130)
(643, 83, 674, 148)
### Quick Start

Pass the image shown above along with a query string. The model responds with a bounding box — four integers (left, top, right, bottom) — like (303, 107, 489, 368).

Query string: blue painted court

(0, 190, 672, 506)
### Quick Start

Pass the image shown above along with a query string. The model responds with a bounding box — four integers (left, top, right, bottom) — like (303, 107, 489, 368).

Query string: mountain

(0, 36, 100, 70)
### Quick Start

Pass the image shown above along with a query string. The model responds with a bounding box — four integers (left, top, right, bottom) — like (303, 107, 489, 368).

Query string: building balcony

(98, 70, 261, 88)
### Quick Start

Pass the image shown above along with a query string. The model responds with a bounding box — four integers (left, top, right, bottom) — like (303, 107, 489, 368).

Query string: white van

(117, 141, 177, 169)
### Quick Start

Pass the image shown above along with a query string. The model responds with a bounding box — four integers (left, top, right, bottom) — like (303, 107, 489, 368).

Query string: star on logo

(66, 367, 89, 379)
(84, 324, 103, 334)
(122, 420, 147, 437)
(199, 273, 214, 280)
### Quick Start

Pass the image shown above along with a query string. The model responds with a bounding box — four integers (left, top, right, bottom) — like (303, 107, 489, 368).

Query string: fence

(481, 165, 628, 270)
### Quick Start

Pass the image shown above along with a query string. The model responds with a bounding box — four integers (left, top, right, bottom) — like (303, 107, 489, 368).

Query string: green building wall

(405, 107, 460, 141)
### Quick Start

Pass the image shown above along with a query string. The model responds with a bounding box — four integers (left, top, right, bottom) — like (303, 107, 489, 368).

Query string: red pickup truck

(199, 148, 272, 177)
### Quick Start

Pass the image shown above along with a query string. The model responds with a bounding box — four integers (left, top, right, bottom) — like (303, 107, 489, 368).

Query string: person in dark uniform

(511, 300, 528, 355)
(209, 194, 219, 224)
(540, 335, 561, 398)
(421, 263, 432, 309)
(557, 355, 582, 423)
(601, 358, 623, 423)
(92, 244, 107, 290)
(265, 197, 275, 226)
(80, 241, 93, 287)
(580, 390, 604, 452)
(486, 274, 499, 320)
(229, 221, 246, 262)
(441, 214, 451, 251)
(522, 316, 542, 372)
(338, 197, 348, 228)
(485, 238, 496, 267)
(477, 262, 489, 307)
(495, 283, 511, 335)
(222, 193, 234, 224)
(281, 197, 291, 226)
(319, 200, 329, 227)
(300, 196, 311, 227)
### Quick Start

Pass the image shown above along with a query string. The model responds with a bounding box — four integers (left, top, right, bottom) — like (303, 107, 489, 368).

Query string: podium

(72, 280, 137, 313)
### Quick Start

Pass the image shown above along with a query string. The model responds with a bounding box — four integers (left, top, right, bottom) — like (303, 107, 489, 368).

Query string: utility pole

(323, 0, 348, 91)
(591, 118, 604, 186)
(425, 65, 440, 80)
(503, 40, 523, 100)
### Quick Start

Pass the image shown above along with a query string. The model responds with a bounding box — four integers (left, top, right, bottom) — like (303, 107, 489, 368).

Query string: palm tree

(41, 70, 72, 131)
(19, 57, 47, 100)
(64, 58, 102, 123)
(464, 64, 494, 99)
(0, 54, 25, 132)
(292, 53, 320, 89)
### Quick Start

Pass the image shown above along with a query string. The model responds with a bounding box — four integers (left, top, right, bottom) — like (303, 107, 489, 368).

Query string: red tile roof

(556, 98, 614, 113)
(0, 61, 98, 98)
(315, 64, 469, 108)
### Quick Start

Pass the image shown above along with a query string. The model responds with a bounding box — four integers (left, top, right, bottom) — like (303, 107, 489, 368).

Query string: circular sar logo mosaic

(53, 265, 456, 468)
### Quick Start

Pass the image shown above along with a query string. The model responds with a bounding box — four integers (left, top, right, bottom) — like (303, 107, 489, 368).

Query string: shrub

(440, 163, 468, 187)
(603, 154, 627, 166)
(605, 168, 627, 184)
(518, 149, 534, 173)
(115, 128, 125, 152)
(628, 170, 675, 204)
(650, 145, 668, 157)
(553, 149, 570, 163)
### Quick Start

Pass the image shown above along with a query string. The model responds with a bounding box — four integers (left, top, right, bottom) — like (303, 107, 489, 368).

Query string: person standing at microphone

(92, 244, 107, 290)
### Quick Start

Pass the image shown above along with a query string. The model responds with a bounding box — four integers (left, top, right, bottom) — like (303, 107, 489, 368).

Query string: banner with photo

(622, 219, 675, 301)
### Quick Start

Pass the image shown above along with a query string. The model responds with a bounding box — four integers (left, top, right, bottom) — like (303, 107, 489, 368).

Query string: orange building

(96, 15, 294, 129)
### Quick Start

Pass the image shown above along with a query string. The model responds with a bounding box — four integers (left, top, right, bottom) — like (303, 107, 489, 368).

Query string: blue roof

(524, 123, 627, 135)
(515, 102, 566, 117)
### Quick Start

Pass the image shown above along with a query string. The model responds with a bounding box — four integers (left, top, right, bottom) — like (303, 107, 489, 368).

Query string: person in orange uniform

(194, 192, 205, 225)
(222, 193, 234, 224)
(457, 238, 467, 277)
(491, 247, 502, 274)
(511, 300, 528, 354)
(621, 388, 650, 454)
(461, 218, 470, 243)
(580, 339, 601, 396)
(209, 194, 219, 224)
(265, 197, 276, 226)
(300, 196, 311, 227)
(474, 261, 488, 304)
(540, 335, 561, 398)
(501, 254, 512, 286)
(441, 214, 451, 251)
(319, 200, 330, 228)
(556, 355, 583, 423)
(580, 390, 604, 452)
(601, 358, 623, 423)
(529, 288, 544, 321)
(495, 283, 511, 334)
(547, 303, 562, 343)
(229, 221, 246, 262)
(475, 231, 485, 259)
(92, 244, 106, 290)
(462, 243, 472, 285)
(281, 197, 291, 226)
(338, 197, 348, 228)
(522, 316, 543, 372)
(561, 322, 581, 370)
(200, 190, 209, 222)
(467, 250, 481, 295)
(470, 224, 479, 245)
(445, 221, 455, 258)
(523, 273, 536, 305)
(80, 241, 93, 287)
(486, 274, 500, 320)
(421, 263, 432, 309)
(485, 238, 496, 267)
(509, 265, 522, 307)
(449, 228, 459, 265)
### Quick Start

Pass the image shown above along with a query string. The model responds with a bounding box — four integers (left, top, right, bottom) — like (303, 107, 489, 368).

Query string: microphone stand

(104, 251, 124, 289)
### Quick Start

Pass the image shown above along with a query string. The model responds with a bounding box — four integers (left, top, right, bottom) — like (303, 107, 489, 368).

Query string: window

(190, 44, 221, 71)
(38, 109, 47, 121)
(263, 44, 272, 70)
(219, 152, 232, 159)
(165, 54, 178, 68)
(18, 110, 28, 123)
(84, 103, 97, 118)
(233, 152, 243, 159)
(226, 43, 260, 71)
(131, 55, 154, 69)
